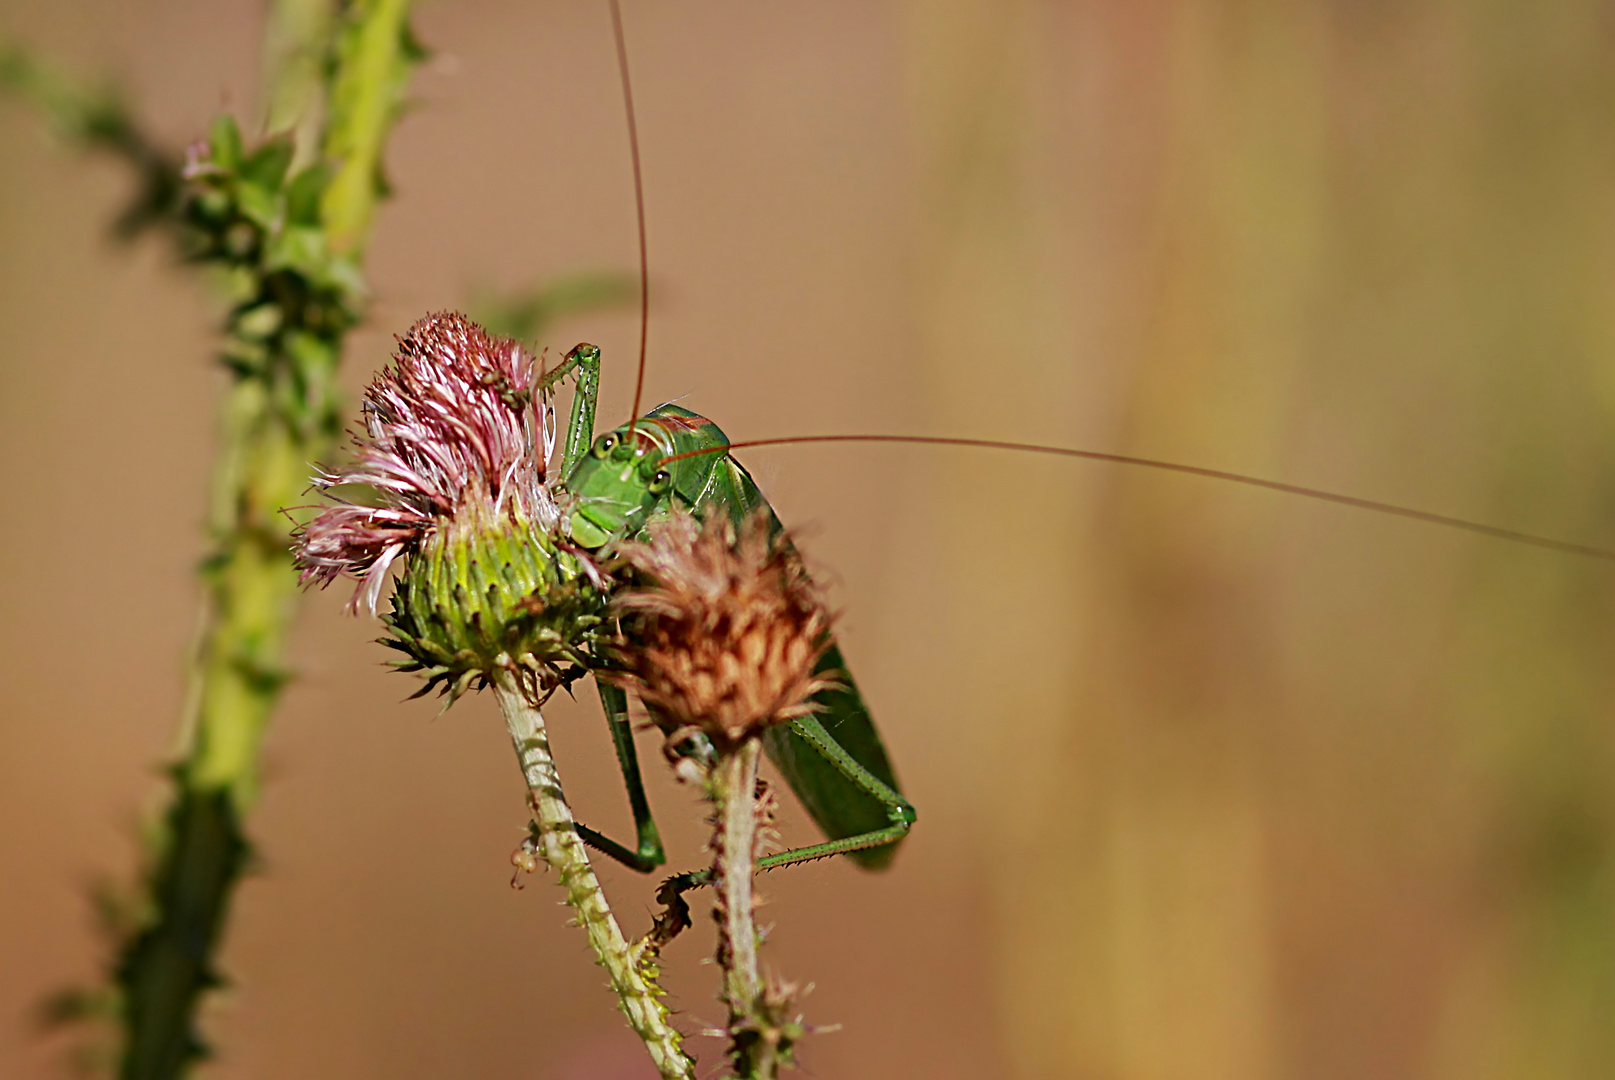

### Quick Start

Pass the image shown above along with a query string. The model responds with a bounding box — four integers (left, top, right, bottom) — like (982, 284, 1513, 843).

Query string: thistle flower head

(294, 311, 556, 612)
(610, 510, 834, 743)
(293, 312, 604, 702)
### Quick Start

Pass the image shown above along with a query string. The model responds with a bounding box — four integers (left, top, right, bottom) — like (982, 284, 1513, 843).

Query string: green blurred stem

(261, 0, 334, 160)
(320, 0, 415, 255)
(115, 2, 419, 1077)
(182, 0, 416, 791)
(494, 680, 697, 1080)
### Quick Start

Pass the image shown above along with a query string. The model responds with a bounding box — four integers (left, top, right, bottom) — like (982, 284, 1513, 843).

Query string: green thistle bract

(384, 499, 605, 703)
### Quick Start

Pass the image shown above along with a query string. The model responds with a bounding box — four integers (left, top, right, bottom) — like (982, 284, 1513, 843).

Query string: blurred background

(4, 1, 1615, 1077)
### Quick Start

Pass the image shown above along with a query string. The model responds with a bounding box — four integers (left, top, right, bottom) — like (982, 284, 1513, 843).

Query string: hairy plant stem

(109, 3, 420, 1076)
(494, 679, 696, 1080)
(712, 738, 785, 1080)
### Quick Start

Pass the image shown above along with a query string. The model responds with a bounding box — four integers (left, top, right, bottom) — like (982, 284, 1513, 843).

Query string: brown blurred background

(5, 1, 1615, 1078)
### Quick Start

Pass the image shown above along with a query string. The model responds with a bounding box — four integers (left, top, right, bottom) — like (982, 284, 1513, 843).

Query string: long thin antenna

(662, 433, 1615, 563)
(609, 0, 650, 425)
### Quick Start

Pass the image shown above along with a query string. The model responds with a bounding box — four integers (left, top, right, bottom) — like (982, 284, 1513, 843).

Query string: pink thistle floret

(293, 312, 558, 614)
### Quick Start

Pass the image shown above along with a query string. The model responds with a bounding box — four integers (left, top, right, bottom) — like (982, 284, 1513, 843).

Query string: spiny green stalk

(319, 0, 420, 254)
(260, 0, 335, 160)
(494, 679, 697, 1080)
(74, 2, 424, 1076)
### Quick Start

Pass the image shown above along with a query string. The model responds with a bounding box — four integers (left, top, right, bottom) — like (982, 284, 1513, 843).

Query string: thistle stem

(494, 680, 696, 1080)
(711, 737, 785, 1080)
(715, 740, 763, 1007)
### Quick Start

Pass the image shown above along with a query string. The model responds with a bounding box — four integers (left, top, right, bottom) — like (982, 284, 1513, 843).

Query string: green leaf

(319, 255, 367, 301)
(207, 114, 243, 172)
(199, 264, 260, 306)
(218, 337, 268, 378)
(263, 225, 327, 276)
(283, 163, 331, 226)
(232, 303, 283, 341)
(188, 187, 233, 225)
(399, 20, 432, 65)
(234, 181, 281, 230)
(283, 329, 337, 372)
(239, 134, 294, 190)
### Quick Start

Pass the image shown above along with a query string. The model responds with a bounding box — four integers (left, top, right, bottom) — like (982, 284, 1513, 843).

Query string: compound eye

(591, 434, 616, 458)
(647, 469, 672, 495)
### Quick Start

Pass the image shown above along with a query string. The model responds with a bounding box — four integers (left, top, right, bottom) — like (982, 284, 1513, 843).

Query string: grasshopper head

(563, 423, 673, 548)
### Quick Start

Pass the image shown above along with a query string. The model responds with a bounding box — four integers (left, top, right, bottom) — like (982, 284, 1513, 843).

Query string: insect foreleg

(541, 343, 669, 871)
(538, 342, 602, 477)
(571, 681, 669, 874)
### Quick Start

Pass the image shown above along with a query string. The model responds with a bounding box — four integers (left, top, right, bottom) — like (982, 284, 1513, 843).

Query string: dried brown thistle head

(610, 510, 834, 744)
